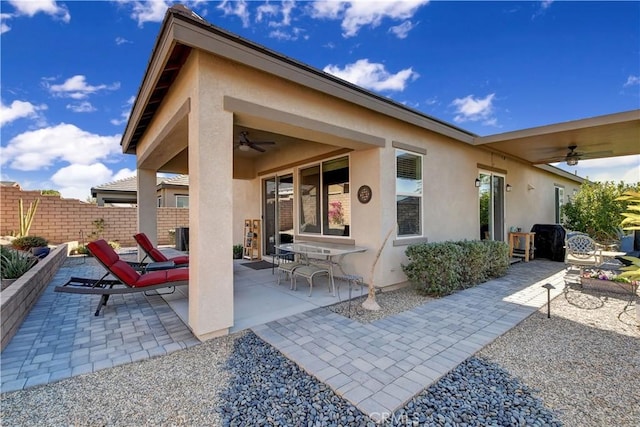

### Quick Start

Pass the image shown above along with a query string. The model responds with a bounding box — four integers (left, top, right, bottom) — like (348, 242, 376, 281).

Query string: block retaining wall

(1, 244, 68, 351)
(1, 186, 188, 246)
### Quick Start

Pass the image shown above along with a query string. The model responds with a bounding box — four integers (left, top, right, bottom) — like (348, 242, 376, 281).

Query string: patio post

(137, 168, 158, 261)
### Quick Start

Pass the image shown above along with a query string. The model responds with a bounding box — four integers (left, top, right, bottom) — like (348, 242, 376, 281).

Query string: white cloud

(125, 0, 172, 26)
(115, 36, 131, 45)
(51, 164, 135, 200)
(44, 75, 120, 100)
(555, 155, 640, 184)
(66, 101, 97, 113)
(624, 75, 640, 87)
(1, 123, 122, 171)
(389, 20, 415, 39)
(0, 100, 48, 127)
(541, 0, 554, 10)
(218, 0, 250, 28)
(451, 93, 497, 125)
(110, 96, 135, 126)
(311, 0, 428, 38)
(323, 59, 418, 92)
(8, 0, 70, 23)
(0, 13, 11, 34)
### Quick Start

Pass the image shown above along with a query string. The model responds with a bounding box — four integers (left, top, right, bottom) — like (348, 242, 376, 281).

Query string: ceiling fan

(235, 131, 275, 153)
(538, 144, 612, 166)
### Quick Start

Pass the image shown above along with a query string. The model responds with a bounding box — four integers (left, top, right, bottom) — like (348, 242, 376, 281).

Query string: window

(176, 195, 189, 208)
(396, 150, 422, 236)
(554, 186, 564, 224)
(299, 156, 350, 236)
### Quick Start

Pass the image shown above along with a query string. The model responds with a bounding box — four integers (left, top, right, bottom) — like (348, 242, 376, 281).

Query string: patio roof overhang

(473, 110, 640, 165)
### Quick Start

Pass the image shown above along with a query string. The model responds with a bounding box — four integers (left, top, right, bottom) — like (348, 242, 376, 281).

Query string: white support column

(188, 85, 234, 340)
(137, 168, 157, 261)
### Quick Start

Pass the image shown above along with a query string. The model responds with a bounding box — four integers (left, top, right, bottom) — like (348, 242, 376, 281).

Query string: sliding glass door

(478, 172, 505, 241)
(263, 174, 294, 257)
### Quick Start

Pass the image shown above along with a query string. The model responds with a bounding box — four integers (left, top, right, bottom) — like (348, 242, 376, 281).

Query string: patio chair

(564, 233, 604, 271)
(55, 239, 189, 316)
(273, 249, 304, 288)
(134, 232, 189, 266)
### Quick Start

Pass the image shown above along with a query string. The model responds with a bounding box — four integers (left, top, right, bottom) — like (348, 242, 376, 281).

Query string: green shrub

(483, 240, 510, 278)
(402, 242, 464, 296)
(11, 236, 48, 251)
(1, 246, 38, 279)
(402, 239, 510, 297)
(108, 241, 121, 250)
(454, 240, 490, 287)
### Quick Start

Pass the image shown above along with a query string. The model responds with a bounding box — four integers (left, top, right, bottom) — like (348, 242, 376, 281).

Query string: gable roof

(121, 5, 475, 155)
(90, 175, 188, 196)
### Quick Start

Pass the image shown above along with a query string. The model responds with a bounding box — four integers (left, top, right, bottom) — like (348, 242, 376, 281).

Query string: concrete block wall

(1, 244, 68, 351)
(1, 185, 189, 246)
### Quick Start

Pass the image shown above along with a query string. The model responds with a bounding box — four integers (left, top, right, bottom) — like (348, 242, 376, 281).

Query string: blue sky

(1, 0, 638, 200)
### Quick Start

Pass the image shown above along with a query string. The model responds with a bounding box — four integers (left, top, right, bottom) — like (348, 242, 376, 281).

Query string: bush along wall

(402, 240, 510, 296)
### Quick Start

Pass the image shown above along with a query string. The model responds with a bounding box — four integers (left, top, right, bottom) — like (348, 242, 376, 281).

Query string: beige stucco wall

(131, 43, 583, 338)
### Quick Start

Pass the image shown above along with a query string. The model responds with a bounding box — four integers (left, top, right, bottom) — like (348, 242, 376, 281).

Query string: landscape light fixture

(542, 283, 555, 318)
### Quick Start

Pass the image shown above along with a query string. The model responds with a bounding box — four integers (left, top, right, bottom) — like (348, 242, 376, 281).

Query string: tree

(562, 181, 639, 243)
(362, 226, 395, 311)
(616, 190, 640, 281)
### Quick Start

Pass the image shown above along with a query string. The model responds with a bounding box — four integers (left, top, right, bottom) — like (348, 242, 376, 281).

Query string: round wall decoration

(357, 185, 372, 204)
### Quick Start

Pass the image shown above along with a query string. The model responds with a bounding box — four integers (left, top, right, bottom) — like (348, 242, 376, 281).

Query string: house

(91, 175, 189, 207)
(120, 5, 640, 340)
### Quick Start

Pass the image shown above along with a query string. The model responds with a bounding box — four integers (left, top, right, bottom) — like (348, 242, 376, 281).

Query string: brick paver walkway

(252, 260, 566, 421)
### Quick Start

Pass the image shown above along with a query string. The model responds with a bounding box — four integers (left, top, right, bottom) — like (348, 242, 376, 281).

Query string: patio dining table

(274, 241, 367, 296)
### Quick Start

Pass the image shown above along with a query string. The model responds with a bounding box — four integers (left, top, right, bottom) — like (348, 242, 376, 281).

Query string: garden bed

(1, 243, 67, 351)
(580, 277, 638, 296)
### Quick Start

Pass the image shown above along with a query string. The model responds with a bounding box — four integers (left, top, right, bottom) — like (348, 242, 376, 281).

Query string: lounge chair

(55, 239, 188, 316)
(134, 233, 189, 266)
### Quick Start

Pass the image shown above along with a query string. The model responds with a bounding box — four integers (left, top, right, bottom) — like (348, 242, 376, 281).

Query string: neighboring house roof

(0, 181, 20, 188)
(90, 175, 188, 197)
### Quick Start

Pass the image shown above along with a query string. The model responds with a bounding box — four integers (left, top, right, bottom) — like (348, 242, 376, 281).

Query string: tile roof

(91, 175, 188, 193)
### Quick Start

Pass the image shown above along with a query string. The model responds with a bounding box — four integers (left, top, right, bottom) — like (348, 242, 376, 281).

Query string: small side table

(509, 232, 535, 262)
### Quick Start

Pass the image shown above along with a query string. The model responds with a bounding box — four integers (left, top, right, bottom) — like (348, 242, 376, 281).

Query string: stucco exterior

(120, 7, 621, 340)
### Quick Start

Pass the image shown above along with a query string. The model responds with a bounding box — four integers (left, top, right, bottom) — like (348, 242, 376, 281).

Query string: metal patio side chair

(564, 233, 604, 273)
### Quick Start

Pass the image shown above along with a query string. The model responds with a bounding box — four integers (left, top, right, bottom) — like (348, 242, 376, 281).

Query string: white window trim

(395, 148, 424, 239)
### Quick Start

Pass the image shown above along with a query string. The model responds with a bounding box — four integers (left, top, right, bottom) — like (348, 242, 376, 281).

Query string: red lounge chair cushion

(148, 247, 170, 263)
(171, 255, 189, 265)
(88, 240, 141, 286)
(135, 232, 188, 264)
(135, 268, 189, 287)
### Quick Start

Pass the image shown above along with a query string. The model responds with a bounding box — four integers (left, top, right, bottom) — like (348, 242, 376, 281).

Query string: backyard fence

(1, 185, 188, 246)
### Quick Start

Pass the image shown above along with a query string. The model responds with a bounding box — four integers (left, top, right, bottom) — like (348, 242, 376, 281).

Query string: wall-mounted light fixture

(475, 178, 481, 188)
(528, 184, 536, 191)
(506, 184, 512, 192)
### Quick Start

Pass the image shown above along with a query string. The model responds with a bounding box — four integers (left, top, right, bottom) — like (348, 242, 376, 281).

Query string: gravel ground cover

(2, 278, 638, 426)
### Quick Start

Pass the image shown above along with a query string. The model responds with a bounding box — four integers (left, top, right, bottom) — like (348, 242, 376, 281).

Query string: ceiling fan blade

(577, 150, 614, 159)
(250, 144, 266, 152)
(252, 141, 276, 145)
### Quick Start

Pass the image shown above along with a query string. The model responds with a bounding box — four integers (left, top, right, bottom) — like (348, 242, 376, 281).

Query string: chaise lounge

(134, 232, 189, 266)
(55, 239, 189, 316)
